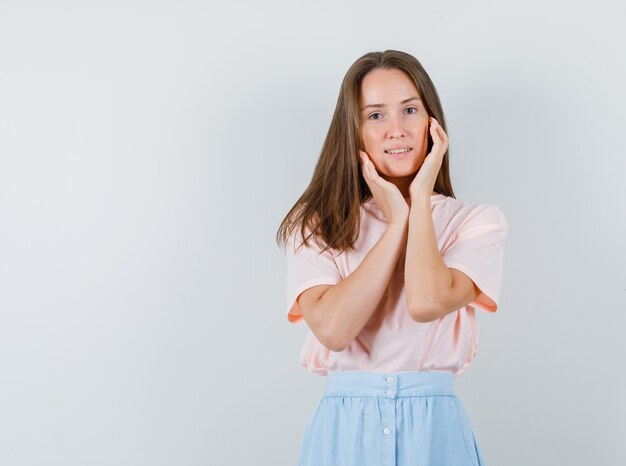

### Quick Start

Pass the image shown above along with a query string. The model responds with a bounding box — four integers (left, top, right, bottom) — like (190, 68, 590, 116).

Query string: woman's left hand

(409, 117, 448, 197)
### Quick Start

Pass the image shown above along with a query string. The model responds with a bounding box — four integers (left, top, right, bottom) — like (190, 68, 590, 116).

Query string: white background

(1, 1, 625, 465)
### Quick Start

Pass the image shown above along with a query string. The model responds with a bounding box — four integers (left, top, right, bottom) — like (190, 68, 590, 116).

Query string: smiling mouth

(384, 148, 412, 154)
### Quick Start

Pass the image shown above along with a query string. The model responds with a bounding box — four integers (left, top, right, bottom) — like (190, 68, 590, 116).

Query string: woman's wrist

(409, 187, 432, 201)
(387, 214, 409, 232)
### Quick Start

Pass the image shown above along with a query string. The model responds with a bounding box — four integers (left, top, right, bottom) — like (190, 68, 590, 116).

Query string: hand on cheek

(359, 151, 409, 225)
(409, 117, 448, 196)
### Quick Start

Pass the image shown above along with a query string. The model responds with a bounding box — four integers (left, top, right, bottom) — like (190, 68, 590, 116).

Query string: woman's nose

(387, 115, 405, 138)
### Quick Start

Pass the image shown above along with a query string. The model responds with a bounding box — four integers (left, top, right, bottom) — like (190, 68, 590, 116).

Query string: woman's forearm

(404, 194, 453, 322)
(315, 219, 408, 351)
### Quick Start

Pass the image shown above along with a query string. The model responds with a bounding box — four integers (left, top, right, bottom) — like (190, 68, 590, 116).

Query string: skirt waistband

(323, 370, 457, 398)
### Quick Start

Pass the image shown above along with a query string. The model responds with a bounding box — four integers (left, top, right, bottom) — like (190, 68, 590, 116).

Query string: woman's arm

(404, 117, 479, 322)
(404, 193, 479, 322)
(404, 193, 452, 322)
(299, 219, 408, 352)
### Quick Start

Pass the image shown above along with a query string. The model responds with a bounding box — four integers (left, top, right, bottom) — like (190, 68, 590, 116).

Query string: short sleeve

(285, 229, 343, 324)
(441, 205, 508, 312)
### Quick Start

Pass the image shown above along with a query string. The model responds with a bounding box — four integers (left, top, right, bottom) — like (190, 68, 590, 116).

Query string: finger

(437, 126, 446, 146)
(360, 152, 388, 186)
(366, 159, 378, 184)
(430, 123, 440, 146)
(429, 118, 448, 156)
(432, 118, 447, 143)
(360, 150, 373, 167)
(434, 125, 443, 145)
(367, 158, 383, 181)
(364, 159, 385, 190)
(434, 125, 448, 152)
(360, 152, 374, 174)
(360, 152, 377, 187)
(359, 152, 369, 176)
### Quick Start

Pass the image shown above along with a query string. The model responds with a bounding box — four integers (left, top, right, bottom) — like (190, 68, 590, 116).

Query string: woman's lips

(385, 148, 412, 159)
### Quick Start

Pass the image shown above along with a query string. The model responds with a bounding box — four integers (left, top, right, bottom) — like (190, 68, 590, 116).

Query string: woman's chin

(381, 169, 417, 180)
(389, 163, 423, 176)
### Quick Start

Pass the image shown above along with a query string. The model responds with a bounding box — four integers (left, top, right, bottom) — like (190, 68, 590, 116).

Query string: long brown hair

(276, 50, 455, 254)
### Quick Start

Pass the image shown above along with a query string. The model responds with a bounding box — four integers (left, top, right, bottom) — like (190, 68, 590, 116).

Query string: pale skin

(358, 68, 481, 323)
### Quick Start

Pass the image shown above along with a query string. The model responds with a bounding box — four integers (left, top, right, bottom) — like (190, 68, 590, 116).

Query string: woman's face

(358, 68, 430, 187)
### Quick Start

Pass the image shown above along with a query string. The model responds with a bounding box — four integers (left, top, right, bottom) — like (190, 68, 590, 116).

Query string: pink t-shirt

(285, 193, 508, 377)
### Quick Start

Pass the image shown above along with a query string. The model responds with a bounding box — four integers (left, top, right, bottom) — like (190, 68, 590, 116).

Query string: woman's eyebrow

(360, 96, 421, 111)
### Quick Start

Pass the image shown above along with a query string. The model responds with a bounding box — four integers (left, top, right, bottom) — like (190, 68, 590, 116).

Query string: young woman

(276, 50, 508, 466)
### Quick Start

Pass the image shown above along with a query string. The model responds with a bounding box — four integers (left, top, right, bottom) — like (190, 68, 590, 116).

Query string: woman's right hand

(359, 151, 410, 226)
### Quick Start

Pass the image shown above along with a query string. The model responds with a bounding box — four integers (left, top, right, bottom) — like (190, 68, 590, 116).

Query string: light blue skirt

(296, 371, 486, 466)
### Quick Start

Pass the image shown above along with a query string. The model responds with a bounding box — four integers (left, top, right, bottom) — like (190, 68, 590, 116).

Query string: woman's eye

(367, 108, 416, 120)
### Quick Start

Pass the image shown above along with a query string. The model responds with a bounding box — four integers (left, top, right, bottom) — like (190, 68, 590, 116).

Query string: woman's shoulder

(437, 195, 507, 231)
